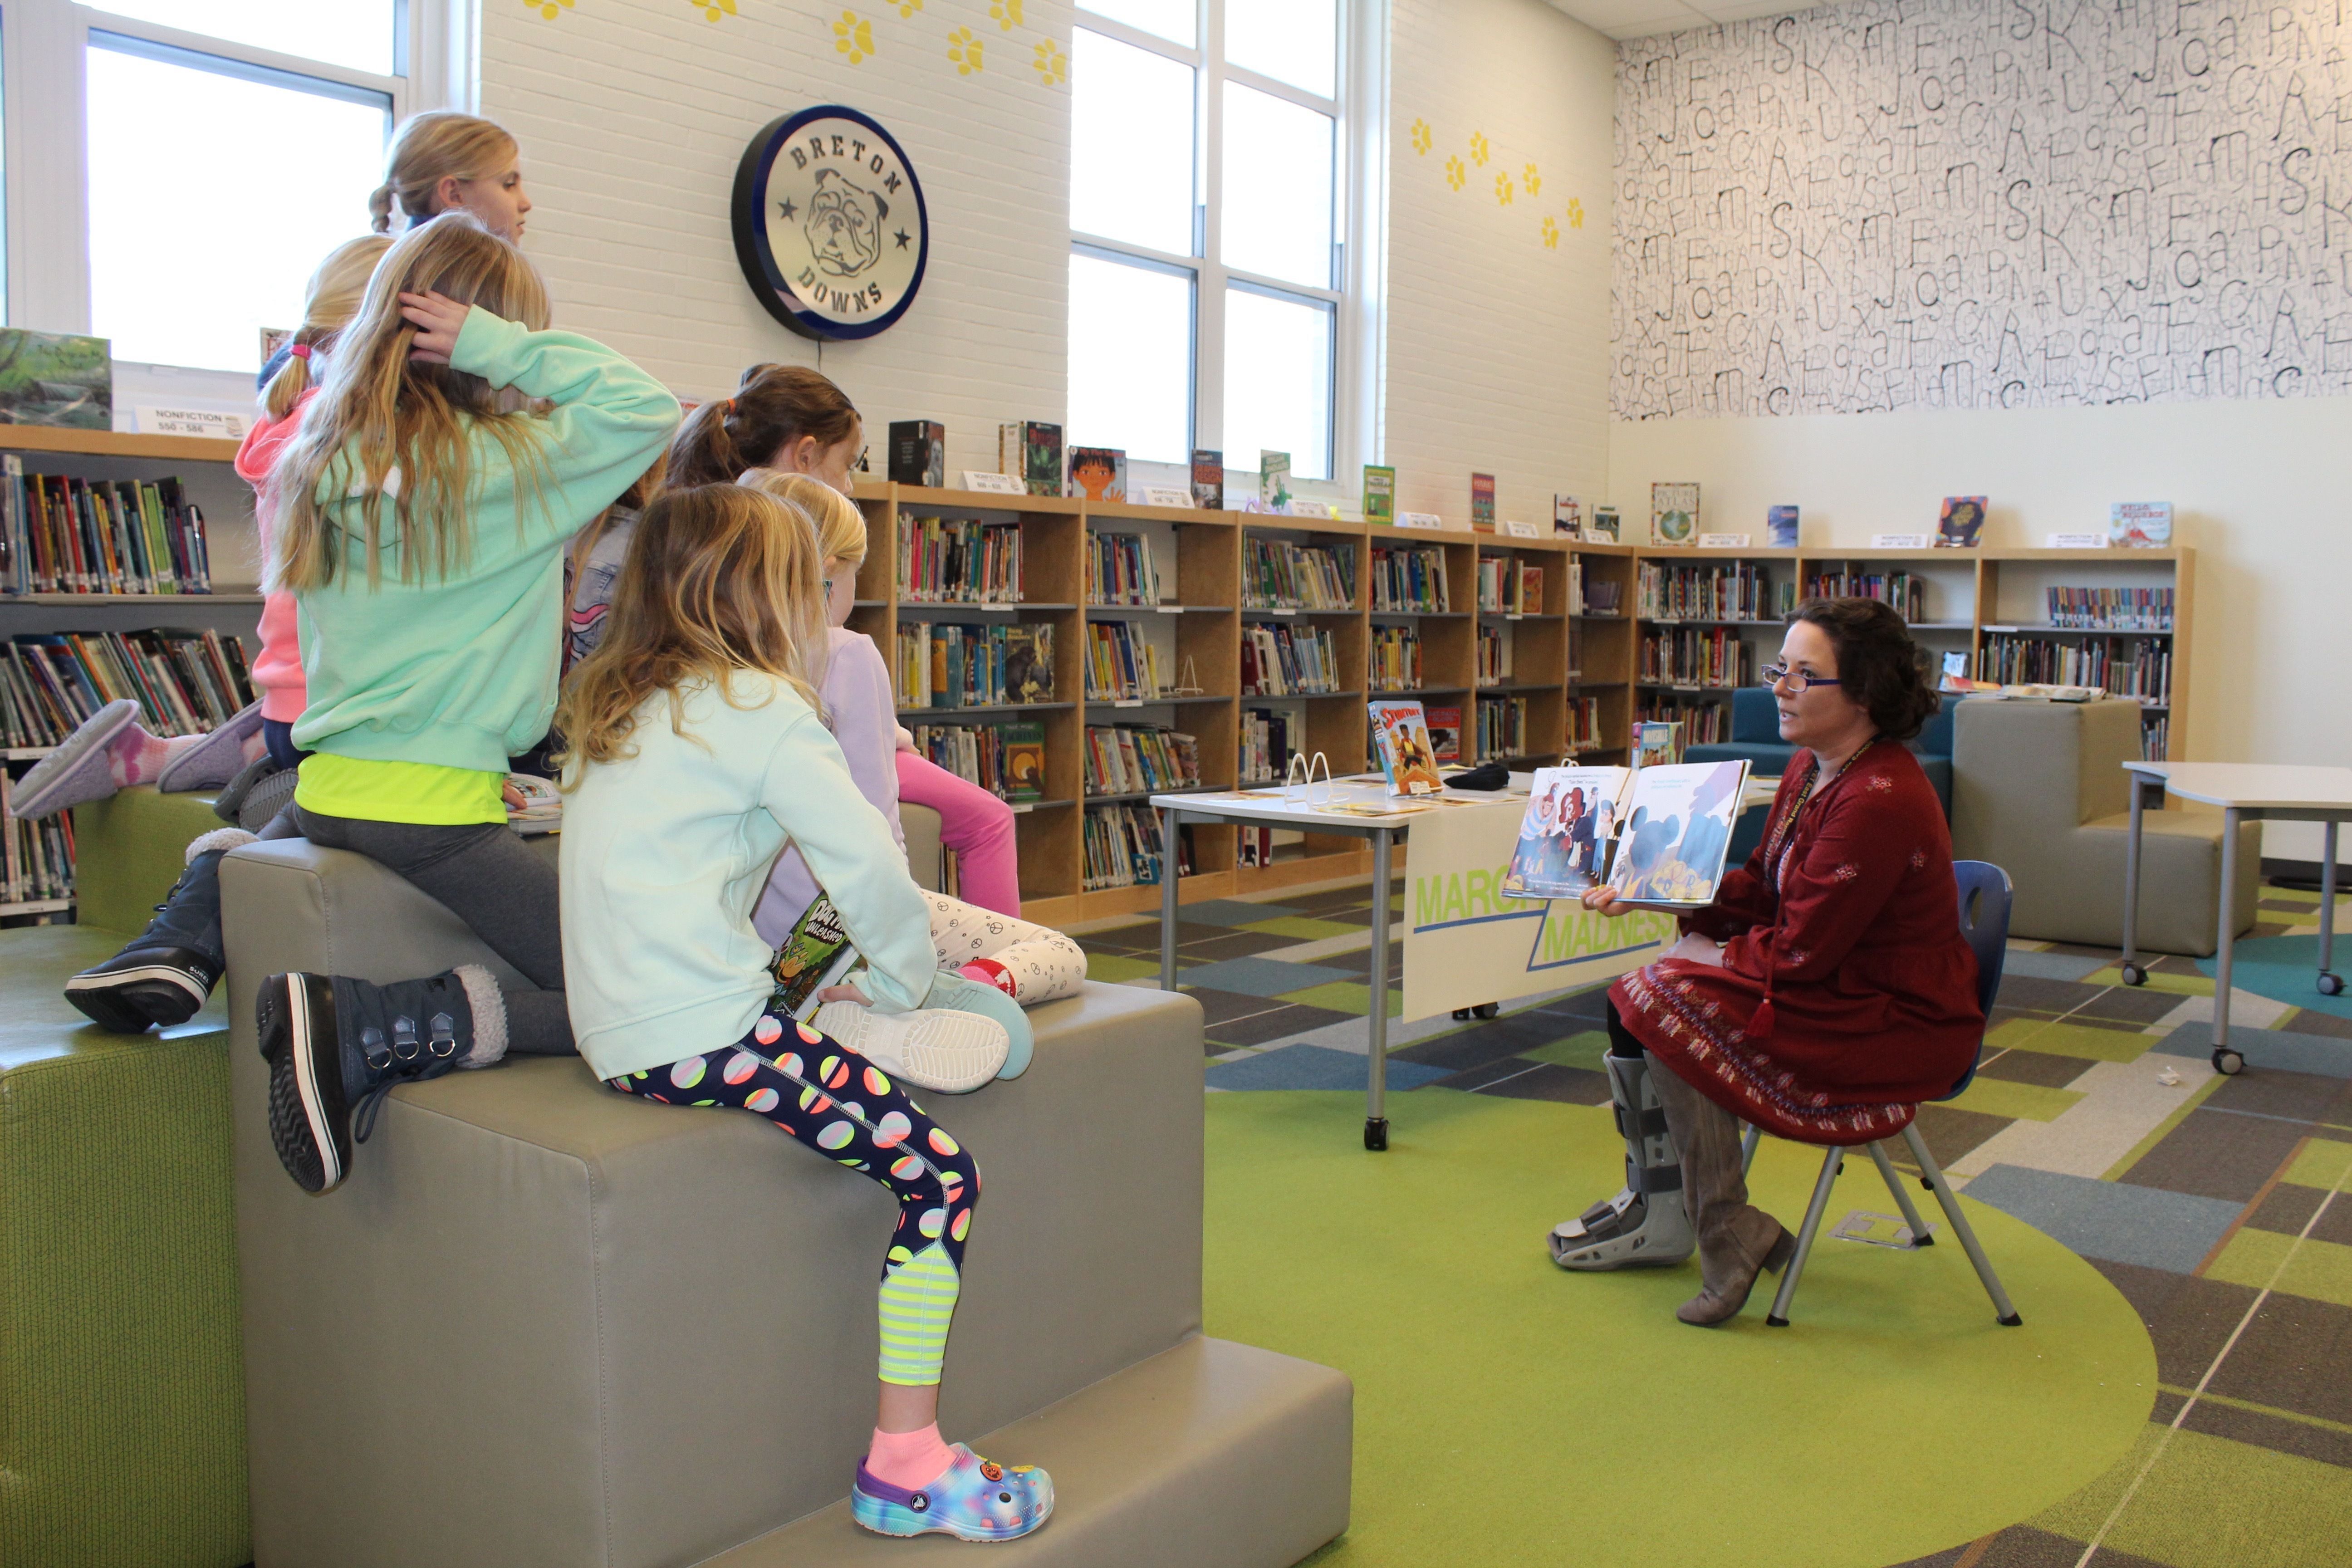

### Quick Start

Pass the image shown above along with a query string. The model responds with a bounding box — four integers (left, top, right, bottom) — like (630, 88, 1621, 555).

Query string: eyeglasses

(1761, 663, 1841, 691)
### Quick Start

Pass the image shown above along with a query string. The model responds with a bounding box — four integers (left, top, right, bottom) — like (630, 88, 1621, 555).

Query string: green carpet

(1203, 1090, 2156, 1567)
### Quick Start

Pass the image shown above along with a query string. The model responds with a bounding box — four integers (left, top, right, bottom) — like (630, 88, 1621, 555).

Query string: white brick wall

(480, 0, 1073, 480)
(1382, 0, 1615, 527)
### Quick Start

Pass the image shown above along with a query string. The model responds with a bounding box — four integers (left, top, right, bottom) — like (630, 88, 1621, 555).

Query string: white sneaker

(810, 1002, 1009, 1094)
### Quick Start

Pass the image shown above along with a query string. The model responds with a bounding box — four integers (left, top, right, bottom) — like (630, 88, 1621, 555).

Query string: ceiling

(1546, 0, 1829, 41)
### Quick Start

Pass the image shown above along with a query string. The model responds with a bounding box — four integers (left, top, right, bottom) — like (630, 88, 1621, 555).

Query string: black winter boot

(259, 966, 508, 1194)
(64, 828, 255, 1032)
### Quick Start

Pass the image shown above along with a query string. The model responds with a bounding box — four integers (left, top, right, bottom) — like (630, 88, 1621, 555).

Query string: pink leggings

(894, 750, 1021, 917)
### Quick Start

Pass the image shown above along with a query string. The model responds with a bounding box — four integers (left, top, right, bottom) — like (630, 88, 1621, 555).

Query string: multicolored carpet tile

(1074, 878, 2352, 1568)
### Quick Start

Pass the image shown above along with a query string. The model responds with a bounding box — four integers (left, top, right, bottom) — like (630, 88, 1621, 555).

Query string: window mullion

(1195, 0, 1224, 467)
(75, 11, 403, 99)
(1071, 11, 1199, 69)
(1336, 0, 1386, 482)
(1218, 62, 1335, 116)
(6, 1, 93, 331)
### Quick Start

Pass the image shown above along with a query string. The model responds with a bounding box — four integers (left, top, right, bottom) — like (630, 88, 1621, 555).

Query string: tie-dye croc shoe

(852, 1445, 1054, 1543)
(11, 699, 138, 820)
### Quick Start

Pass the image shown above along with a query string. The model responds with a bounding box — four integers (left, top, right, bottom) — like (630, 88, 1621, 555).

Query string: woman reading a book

(1549, 599, 1980, 1326)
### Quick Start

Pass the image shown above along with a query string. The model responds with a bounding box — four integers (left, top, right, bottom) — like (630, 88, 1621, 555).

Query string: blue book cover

(1767, 505, 1799, 547)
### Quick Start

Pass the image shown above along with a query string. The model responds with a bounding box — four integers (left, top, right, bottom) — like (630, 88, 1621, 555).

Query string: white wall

(478, 0, 1073, 479)
(1385, 0, 1615, 526)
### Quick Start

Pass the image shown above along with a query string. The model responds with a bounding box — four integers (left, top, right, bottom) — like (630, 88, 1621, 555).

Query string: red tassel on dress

(1608, 744, 1983, 1147)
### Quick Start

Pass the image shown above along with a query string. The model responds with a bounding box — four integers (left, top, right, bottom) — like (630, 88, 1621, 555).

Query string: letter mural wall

(1611, 0, 2352, 419)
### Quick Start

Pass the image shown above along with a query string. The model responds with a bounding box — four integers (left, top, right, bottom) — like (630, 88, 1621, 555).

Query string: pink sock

(959, 959, 1016, 998)
(105, 725, 177, 788)
(866, 1423, 955, 1489)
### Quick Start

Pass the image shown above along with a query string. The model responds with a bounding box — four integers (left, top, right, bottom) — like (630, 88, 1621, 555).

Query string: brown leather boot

(1646, 1053, 1796, 1327)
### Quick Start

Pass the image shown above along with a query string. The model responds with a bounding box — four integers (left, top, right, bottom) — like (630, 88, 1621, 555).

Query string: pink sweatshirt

(233, 390, 313, 723)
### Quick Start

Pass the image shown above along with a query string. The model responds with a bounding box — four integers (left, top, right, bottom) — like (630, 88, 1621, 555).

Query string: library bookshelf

(0, 427, 251, 923)
(850, 480, 2196, 926)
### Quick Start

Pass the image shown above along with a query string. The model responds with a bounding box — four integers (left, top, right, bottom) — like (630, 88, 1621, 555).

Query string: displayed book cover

(888, 420, 946, 489)
(1471, 472, 1497, 532)
(1067, 446, 1127, 503)
(0, 328, 112, 430)
(1425, 703, 1463, 764)
(505, 772, 563, 831)
(1651, 482, 1699, 546)
(1362, 464, 1396, 525)
(1586, 505, 1621, 544)
(1260, 450, 1293, 511)
(1554, 495, 1583, 536)
(999, 420, 1064, 497)
(1367, 699, 1446, 796)
(1191, 448, 1224, 510)
(1634, 719, 1683, 768)
(1002, 721, 1047, 800)
(1937, 495, 1987, 548)
(1003, 625, 1054, 702)
(769, 895, 861, 1022)
(1603, 760, 1751, 907)
(2109, 501, 2172, 548)
(1767, 505, 1800, 547)
(1502, 765, 1632, 899)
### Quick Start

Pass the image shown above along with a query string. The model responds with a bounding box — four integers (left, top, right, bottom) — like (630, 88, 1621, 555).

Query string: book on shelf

(1086, 531, 1164, 606)
(1475, 695, 1529, 762)
(1639, 625, 1754, 687)
(1767, 505, 1800, 548)
(1368, 623, 1423, 691)
(1240, 622, 1339, 696)
(2108, 502, 2172, 548)
(1067, 447, 1127, 503)
(769, 896, 861, 1023)
(1371, 544, 1449, 612)
(1083, 724, 1198, 797)
(1937, 496, 1986, 548)
(5, 810, 74, 905)
(1362, 465, 1395, 525)
(1601, 759, 1750, 908)
(1804, 567, 1925, 621)
(905, 721, 1033, 800)
(1260, 451, 1292, 512)
(3, 630, 255, 745)
(1554, 495, 1582, 536)
(1638, 560, 1788, 622)
(1634, 719, 1684, 767)
(2047, 586, 2173, 630)
(1085, 619, 1167, 701)
(1565, 696, 1602, 751)
(897, 514, 1023, 603)
(892, 622, 1054, 708)
(1977, 634, 2171, 703)
(1470, 473, 1496, 532)
(1002, 722, 1047, 800)
(1476, 623, 1512, 686)
(0, 328, 111, 431)
(1190, 449, 1223, 510)
(1475, 558, 1542, 615)
(1368, 700, 1446, 796)
(1637, 699, 1723, 745)
(1083, 802, 1192, 890)
(1651, 483, 1698, 547)
(1240, 706, 1299, 784)
(1, 459, 215, 595)
(1581, 577, 1622, 615)
(1586, 506, 1620, 544)
(999, 421, 1063, 497)
(1502, 764, 1630, 898)
(887, 420, 946, 489)
(1242, 536, 1353, 610)
(1426, 703, 1462, 764)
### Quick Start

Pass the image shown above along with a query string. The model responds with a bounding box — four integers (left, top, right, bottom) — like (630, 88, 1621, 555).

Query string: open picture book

(1501, 758, 1750, 908)
(1368, 699, 1447, 796)
(1501, 765, 1629, 899)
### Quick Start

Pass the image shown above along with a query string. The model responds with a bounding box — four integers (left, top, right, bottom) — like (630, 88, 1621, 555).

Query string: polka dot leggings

(608, 1004, 980, 1387)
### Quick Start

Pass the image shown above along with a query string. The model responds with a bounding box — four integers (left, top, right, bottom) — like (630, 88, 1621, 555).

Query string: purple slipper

(157, 701, 264, 793)
(11, 700, 138, 820)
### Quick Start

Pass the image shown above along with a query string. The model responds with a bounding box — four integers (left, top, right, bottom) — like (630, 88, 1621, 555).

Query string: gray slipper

(157, 701, 264, 793)
(11, 699, 138, 820)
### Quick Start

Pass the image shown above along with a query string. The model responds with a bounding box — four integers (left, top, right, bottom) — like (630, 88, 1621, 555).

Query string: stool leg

(1902, 1124, 2022, 1325)
(1867, 1140, 1934, 1247)
(1739, 1123, 1760, 1179)
(1765, 1145, 1843, 1328)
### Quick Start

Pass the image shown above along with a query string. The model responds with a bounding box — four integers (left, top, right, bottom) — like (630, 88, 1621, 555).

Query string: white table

(1150, 778, 1524, 1150)
(2120, 762, 2352, 1073)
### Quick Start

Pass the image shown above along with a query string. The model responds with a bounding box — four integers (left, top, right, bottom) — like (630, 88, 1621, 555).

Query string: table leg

(2320, 821, 2342, 996)
(2120, 777, 2149, 985)
(1365, 827, 1392, 1152)
(2213, 806, 2243, 1074)
(1159, 808, 1181, 995)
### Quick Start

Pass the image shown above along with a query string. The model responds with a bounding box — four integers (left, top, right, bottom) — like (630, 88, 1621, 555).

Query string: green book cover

(1362, 465, 1396, 525)
(769, 896, 859, 1021)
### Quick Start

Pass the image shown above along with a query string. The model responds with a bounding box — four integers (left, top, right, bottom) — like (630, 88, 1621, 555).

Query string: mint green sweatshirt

(291, 309, 681, 769)
(558, 672, 945, 1082)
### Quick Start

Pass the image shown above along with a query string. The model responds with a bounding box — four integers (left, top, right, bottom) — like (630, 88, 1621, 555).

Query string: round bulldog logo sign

(731, 105, 929, 341)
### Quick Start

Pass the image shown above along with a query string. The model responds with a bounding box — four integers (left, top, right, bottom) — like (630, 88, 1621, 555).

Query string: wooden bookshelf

(0, 426, 243, 463)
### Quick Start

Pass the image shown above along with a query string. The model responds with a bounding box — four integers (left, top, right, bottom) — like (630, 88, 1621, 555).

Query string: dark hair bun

(1788, 597, 1942, 741)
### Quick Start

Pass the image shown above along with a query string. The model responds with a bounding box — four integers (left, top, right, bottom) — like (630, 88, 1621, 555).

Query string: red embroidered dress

(1608, 742, 1982, 1145)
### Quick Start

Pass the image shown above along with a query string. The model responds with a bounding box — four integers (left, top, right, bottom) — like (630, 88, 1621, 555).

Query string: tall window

(6, 2, 422, 375)
(1068, 0, 1352, 480)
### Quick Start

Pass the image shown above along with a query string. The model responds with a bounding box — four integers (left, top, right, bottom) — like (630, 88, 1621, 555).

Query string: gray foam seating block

(220, 838, 1350, 1568)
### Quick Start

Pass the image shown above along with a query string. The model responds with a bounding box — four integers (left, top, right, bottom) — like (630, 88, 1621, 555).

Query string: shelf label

(1114, 699, 1142, 708)
(1697, 533, 1751, 548)
(1503, 519, 1540, 539)
(137, 405, 249, 439)
(960, 470, 1025, 494)
(1136, 486, 1194, 508)
(1396, 511, 1447, 531)
(1871, 533, 1933, 549)
(2046, 532, 2108, 549)
(1155, 604, 1182, 613)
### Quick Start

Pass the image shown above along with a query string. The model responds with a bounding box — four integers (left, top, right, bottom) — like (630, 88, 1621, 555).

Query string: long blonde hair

(555, 484, 830, 773)
(262, 235, 394, 422)
(738, 469, 867, 564)
(372, 112, 519, 234)
(267, 212, 553, 593)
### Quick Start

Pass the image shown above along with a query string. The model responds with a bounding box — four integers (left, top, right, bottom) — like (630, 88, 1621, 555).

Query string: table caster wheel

(2212, 1048, 2244, 1076)
(2320, 972, 2344, 998)
(1472, 1002, 1500, 1020)
(1364, 1117, 1389, 1152)
(2119, 963, 2147, 987)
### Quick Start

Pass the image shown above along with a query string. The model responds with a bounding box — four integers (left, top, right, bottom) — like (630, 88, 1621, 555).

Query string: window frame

(1068, 0, 1386, 486)
(0, 0, 466, 350)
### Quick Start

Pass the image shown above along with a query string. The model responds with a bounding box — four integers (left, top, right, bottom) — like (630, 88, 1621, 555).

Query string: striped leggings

(608, 1004, 980, 1386)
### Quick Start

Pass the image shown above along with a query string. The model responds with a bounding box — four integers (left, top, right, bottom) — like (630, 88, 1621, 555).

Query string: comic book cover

(1367, 699, 1446, 796)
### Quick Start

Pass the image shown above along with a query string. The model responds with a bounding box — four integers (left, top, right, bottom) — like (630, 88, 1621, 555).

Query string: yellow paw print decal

(1468, 132, 1491, 167)
(1565, 197, 1585, 229)
(526, 0, 572, 16)
(1444, 155, 1466, 191)
(1541, 214, 1559, 248)
(1409, 118, 1432, 155)
(1033, 37, 1068, 84)
(897, 0, 922, 13)
(948, 24, 983, 72)
(989, 0, 1023, 25)
(1523, 163, 1541, 197)
(835, 10, 874, 60)
(1495, 172, 1514, 205)
(688, 0, 737, 16)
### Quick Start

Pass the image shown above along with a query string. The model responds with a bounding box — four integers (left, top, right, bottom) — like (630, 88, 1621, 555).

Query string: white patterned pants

(923, 891, 1087, 1006)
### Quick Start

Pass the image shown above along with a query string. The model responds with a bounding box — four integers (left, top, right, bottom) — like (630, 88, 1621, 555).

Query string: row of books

(1241, 623, 1341, 696)
(2046, 586, 2174, 631)
(1637, 562, 1793, 622)
(897, 515, 1023, 604)
(892, 622, 1054, 709)
(1083, 803, 1191, 890)
(1565, 696, 1604, 750)
(4, 811, 72, 905)
(1086, 532, 1165, 608)
(1476, 624, 1513, 686)
(1084, 620, 1171, 701)
(903, 720, 1046, 800)
(1803, 570, 1928, 622)
(1369, 624, 1423, 691)
(4, 630, 256, 747)
(1638, 696, 1729, 745)
(2141, 712, 2169, 760)
(1370, 546, 1450, 613)
(1476, 559, 1544, 614)
(1978, 635, 2172, 704)
(1475, 696, 1529, 762)
(1576, 574, 1623, 616)
(1240, 706, 1301, 784)
(1243, 537, 1353, 610)
(1, 466, 216, 596)
(1083, 725, 1199, 797)
(1639, 627, 1757, 689)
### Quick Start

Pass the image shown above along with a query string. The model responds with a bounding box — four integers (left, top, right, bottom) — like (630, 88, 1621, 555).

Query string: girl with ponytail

(369, 110, 531, 240)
